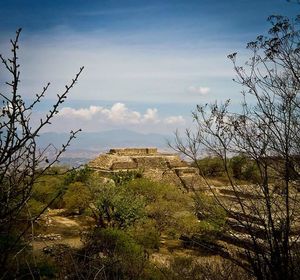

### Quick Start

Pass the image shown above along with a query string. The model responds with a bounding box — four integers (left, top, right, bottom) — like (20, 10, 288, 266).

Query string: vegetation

(0, 29, 83, 275)
(172, 15, 300, 280)
(2, 9, 300, 280)
(1, 161, 227, 279)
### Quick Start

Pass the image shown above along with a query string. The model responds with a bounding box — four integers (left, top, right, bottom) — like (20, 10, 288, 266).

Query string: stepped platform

(88, 147, 204, 190)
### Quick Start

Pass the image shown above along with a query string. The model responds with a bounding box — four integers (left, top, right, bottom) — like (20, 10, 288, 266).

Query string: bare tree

(0, 29, 84, 274)
(171, 15, 300, 280)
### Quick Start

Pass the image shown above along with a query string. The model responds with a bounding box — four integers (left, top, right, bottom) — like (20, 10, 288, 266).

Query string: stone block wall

(111, 161, 138, 170)
(109, 148, 157, 156)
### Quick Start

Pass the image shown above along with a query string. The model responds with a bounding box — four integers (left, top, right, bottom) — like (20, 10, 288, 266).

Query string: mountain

(37, 129, 172, 165)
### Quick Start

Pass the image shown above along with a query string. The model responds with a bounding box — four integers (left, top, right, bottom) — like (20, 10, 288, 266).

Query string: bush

(111, 170, 143, 186)
(124, 179, 199, 237)
(81, 228, 148, 279)
(194, 157, 225, 177)
(92, 181, 146, 228)
(26, 198, 46, 218)
(229, 155, 247, 179)
(63, 182, 92, 214)
(63, 165, 93, 185)
(229, 155, 260, 182)
(128, 220, 161, 250)
(32, 175, 64, 209)
(163, 256, 252, 280)
(194, 194, 227, 242)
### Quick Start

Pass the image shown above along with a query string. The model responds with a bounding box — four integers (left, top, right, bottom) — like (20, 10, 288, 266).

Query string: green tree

(126, 178, 200, 237)
(89, 179, 146, 228)
(63, 182, 92, 214)
(32, 175, 65, 208)
(194, 157, 225, 177)
(63, 165, 93, 185)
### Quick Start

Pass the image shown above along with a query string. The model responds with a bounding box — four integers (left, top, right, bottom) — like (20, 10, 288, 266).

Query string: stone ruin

(91, 148, 300, 258)
(88, 148, 204, 190)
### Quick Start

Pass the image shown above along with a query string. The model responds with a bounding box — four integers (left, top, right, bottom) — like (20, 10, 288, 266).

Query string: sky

(0, 0, 299, 134)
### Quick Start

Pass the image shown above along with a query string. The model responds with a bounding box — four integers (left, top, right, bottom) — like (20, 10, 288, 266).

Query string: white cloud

(164, 115, 185, 125)
(188, 86, 210, 95)
(54, 103, 186, 133)
(105, 103, 141, 123)
(143, 108, 159, 123)
(59, 106, 102, 120)
(59, 103, 143, 124)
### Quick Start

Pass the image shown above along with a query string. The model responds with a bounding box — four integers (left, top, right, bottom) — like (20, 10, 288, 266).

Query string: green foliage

(174, 211, 202, 236)
(124, 179, 200, 237)
(82, 228, 148, 280)
(63, 182, 92, 214)
(229, 155, 247, 179)
(86, 227, 144, 257)
(242, 162, 260, 183)
(26, 198, 45, 218)
(126, 178, 186, 204)
(92, 181, 146, 228)
(194, 157, 225, 177)
(63, 165, 93, 185)
(111, 170, 143, 186)
(30, 167, 96, 213)
(194, 194, 227, 241)
(128, 220, 161, 250)
(229, 155, 260, 182)
(32, 175, 64, 209)
(194, 155, 260, 183)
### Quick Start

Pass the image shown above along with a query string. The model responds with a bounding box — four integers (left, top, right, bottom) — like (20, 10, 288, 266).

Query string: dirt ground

(32, 209, 213, 266)
(32, 209, 93, 252)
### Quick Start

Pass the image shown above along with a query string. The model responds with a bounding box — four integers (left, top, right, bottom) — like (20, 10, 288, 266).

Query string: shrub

(63, 165, 93, 185)
(63, 182, 92, 214)
(194, 194, 227, 241)
(229, 155, 247, 179)
(26, 198, 46, 218)
(229, 155, 260, 182)
(194, 157, 225, 177)
(81, 228, 148, 279)
(128, 220, 161, 250)
(111, 170, 143, 186)
(32, 176, 64, 208)
(163, 256, 252, 280)
(124, 179, 199, 237)
(93, 182, 146, 228)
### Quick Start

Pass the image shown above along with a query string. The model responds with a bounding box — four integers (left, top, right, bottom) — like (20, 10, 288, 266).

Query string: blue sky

(0, 0, 299, 133)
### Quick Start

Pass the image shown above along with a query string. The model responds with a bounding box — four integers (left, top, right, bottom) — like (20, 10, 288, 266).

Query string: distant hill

(37, 129, 172, 166)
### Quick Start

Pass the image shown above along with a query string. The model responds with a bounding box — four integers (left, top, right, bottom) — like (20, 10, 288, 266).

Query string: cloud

(105, 103, 141, 123)
(57, 103, 184, 127)
(59, 103, 142, 124)
(143, 108, 159, 123)
(164, 115, 185, 125)
(188, 86, 210, 95)
(58, 106, 102, 120)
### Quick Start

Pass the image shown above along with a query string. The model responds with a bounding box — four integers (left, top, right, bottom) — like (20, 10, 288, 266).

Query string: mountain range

(37, 129, 173, 165)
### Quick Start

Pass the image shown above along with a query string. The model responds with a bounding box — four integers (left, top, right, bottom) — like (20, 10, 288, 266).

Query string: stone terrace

(88, 147, 204, 190)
